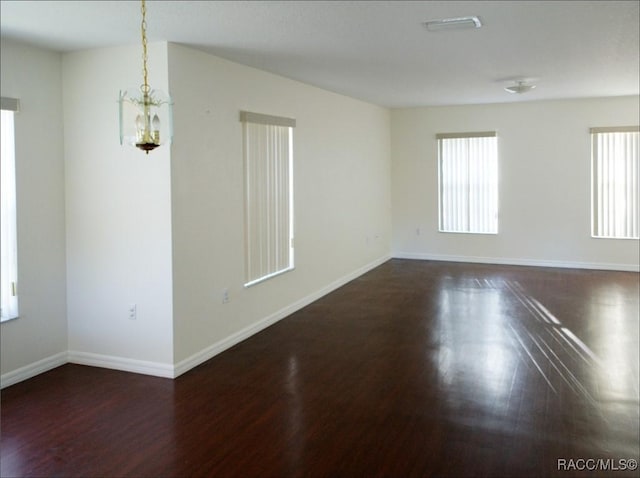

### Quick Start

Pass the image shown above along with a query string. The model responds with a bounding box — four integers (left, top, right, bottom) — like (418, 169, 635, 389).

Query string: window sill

(244, 266, 295, 288)
(1, 315, 20, 324)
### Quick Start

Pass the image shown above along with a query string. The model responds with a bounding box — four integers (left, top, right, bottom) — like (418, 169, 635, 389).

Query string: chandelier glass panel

(119, 0, 172, 154)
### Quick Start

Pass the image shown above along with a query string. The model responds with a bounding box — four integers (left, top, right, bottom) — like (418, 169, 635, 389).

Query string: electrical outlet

(222, 288, 230, 304)
(128, 304, 137, 320)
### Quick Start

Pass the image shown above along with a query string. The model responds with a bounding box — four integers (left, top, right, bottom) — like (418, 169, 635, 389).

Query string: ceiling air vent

(424, 16, 482, 32)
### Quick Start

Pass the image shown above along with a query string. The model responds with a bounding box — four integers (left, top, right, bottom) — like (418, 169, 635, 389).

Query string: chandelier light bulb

(152, 114, 160, 143)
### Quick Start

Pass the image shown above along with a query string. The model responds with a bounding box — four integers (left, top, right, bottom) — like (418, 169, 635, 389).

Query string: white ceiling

(1, 0, 638, 107)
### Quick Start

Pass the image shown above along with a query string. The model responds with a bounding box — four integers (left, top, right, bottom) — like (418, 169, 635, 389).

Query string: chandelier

(119, 0, 172, 154)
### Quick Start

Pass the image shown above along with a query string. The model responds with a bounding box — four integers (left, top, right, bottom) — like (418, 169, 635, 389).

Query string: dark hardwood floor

(1, 259, 639, 477)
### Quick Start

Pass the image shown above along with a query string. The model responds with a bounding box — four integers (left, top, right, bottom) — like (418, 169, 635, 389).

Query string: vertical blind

(591, 127, 639, 239)
(1, 102, 19, 321)
(438, 132, 498, 234)
(241, 111, 295, 286)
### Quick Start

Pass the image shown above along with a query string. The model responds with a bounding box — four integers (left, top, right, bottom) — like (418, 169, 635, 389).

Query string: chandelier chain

(140, 0, 150, 94)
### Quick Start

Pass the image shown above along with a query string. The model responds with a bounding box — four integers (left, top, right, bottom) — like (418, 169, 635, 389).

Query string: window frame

(590, 126, 639, 240)
(240, 111, 295, 287)
(437, 131, 499, 235)
(1, 97, 20, 322)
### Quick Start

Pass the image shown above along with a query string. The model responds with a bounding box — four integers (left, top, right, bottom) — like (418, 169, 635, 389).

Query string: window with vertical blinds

(241, 111, 295, 286)
(437, 132, 498, 234)
(1, 98, 19, 321)
(591, 127, 639, 239)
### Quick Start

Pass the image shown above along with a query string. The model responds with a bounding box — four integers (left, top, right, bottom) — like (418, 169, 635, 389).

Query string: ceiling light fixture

(424, 16, 482, 32)
(119, 0, 172, 154)
(504, 81, 536, 94)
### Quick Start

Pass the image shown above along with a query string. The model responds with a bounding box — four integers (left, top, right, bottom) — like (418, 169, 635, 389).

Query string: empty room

(1, 1, 638, 477)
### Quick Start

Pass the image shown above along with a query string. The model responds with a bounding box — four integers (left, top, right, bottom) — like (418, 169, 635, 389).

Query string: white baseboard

(173, 254, 392, 378)
(392, 252, 639, 272)
(67, 351, 174, 378)
(2, 255, 393, 384)
(1, 351, 68, 389)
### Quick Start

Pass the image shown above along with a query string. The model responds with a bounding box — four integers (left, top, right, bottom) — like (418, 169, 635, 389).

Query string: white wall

(63, 43, 174, 374)
(0, 39, 68, 383)
(1, 39, 390, 383)
(167, 44, 391, 368)
(391, 97, 640, 271)
(5, 37, 633, 386)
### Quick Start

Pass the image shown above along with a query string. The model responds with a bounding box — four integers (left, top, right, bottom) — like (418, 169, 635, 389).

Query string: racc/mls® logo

(557, 458, 638, 472)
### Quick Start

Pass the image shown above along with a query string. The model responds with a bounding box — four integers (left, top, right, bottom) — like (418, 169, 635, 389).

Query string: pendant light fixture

(119, 0, 172, 154)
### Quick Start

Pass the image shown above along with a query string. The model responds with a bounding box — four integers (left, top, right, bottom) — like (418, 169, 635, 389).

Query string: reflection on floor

(1, 259, 639, 477)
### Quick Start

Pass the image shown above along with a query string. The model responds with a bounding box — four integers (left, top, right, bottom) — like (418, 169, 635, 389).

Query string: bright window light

(591, 127, 639, 239)
(438, 132, 498, 234)
(1, 107, 19, 321)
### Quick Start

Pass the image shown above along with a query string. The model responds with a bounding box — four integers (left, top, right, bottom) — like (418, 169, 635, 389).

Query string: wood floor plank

(1, 260, 638, 477)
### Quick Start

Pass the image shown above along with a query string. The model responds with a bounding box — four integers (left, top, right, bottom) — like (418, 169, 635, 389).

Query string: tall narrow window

(591, 127, 639, 239)
(1, 97, 19, 321)
(241, 111, 295, 286)
(437, 132, 498, 234)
